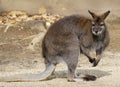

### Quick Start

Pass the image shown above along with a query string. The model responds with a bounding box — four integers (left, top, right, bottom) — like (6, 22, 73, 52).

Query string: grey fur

(42, 11, 110, 81)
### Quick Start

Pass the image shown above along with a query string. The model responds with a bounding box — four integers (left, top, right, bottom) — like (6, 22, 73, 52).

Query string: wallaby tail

(0, 64, 55, 82)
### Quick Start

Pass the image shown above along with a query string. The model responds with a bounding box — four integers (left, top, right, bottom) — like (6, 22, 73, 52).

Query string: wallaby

(0, 10, 110, 82)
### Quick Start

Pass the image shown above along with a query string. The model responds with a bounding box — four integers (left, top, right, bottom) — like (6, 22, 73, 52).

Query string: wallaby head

(88, 10, 110, 36)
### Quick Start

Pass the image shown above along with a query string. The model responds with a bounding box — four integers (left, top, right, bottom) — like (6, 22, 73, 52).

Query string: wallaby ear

(88, 10, 97, 19)
(101, 10, 110, 20)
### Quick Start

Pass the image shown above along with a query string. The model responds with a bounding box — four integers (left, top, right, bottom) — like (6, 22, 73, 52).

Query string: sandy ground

(0, 16, 120, 87)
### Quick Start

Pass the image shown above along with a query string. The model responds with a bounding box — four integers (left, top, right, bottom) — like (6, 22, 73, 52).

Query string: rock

(38, 6, 47, 14)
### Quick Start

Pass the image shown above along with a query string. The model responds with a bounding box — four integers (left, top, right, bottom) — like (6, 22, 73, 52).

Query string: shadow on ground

(51, 69, 111, 80)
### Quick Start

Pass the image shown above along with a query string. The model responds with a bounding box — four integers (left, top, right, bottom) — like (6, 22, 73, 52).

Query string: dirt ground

(0, 15, 120, 87)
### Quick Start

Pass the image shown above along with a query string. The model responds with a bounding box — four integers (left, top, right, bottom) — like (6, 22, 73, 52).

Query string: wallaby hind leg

(63, 49, 79, 82)
(67, 62, 78, 82)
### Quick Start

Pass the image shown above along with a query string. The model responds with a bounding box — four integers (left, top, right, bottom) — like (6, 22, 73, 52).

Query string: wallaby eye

(100, 24, 104, 26)
(92, 22, 95, 26)
(100, 22, 104, 26)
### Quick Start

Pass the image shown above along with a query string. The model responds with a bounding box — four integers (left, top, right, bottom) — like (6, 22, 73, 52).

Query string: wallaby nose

(95, 31, 98, 33)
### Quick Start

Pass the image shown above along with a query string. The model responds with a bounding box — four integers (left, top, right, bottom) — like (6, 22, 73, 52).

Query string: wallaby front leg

(93, 48, 103, 67)
(80, 47, 95, 64)
(83, 52, 95, 63)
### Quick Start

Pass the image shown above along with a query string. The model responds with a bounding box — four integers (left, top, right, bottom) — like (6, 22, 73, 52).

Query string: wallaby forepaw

(92, 60, 99, 67)
(89, 58, 95, 63)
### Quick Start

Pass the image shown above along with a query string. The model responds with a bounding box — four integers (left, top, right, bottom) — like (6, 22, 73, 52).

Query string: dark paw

(89, 58, 95, 63)
(92, 60, 99, 67)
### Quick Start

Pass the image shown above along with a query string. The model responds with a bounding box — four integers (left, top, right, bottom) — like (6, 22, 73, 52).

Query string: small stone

(38, 6, 47, 14)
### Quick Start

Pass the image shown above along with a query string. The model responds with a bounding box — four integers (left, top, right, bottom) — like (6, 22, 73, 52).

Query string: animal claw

(89, 58, 95, 63)
(92, 59, 99, 67)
